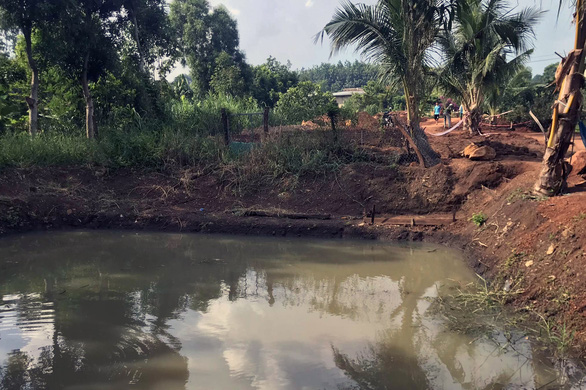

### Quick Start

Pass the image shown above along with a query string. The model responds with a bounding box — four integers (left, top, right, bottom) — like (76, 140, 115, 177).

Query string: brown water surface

(0, 231, 572, 389)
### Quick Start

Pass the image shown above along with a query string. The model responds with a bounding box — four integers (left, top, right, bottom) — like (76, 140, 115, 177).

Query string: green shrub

(274, 81, 337, 125)
(470, 212, 488, 227)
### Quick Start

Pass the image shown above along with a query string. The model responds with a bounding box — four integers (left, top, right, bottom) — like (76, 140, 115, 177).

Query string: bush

(470, 212, 488, 227)
(273, 81, 337, 125)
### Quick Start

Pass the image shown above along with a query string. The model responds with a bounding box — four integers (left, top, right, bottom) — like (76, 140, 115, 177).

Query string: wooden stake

(263, 107, 269, 135)
(221, 108, 230, 146)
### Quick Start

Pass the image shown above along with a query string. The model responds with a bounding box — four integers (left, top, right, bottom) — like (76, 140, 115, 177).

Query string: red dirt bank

(1, 117, 586, 356)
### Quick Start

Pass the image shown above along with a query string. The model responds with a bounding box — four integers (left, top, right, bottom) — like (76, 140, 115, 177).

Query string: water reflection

(0, 231, 574, 389)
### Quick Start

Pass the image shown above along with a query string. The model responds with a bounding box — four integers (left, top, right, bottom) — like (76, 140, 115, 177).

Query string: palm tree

(318, 0, 450, 167)
(535, 1, 586, 196)
(436, 0, 540, 135)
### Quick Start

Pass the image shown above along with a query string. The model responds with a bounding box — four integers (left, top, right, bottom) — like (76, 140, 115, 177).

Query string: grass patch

(433, 273, 576, 360)
(0, 127, 392, 195)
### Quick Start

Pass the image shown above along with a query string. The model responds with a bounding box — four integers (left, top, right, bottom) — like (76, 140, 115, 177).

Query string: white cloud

(305, 0, 314, 7)
(229, 7, 240, 15)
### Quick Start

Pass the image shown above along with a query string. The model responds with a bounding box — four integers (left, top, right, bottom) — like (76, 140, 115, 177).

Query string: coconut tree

(436, 0, 540, 135)
(318, 0, 451, 167)
(534, 1, 586, 196)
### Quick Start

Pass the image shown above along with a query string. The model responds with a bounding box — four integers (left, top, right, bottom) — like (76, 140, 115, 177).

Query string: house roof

(332, 88, 366, 97)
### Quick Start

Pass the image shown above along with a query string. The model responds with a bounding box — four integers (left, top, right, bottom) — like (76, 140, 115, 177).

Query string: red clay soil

(1, 115, 586, 356)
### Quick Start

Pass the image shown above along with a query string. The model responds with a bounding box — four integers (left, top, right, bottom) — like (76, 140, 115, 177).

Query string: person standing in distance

(433, 103, 441, 124)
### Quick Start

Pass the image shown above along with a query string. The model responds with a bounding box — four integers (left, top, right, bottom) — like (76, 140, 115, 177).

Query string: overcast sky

(174, 0, 575, 77)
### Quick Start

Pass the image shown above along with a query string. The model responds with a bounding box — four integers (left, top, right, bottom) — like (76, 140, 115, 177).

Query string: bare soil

(1, 115, 586, 356)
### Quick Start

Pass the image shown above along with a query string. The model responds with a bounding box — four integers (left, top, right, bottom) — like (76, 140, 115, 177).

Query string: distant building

(332, 88, 366, 107)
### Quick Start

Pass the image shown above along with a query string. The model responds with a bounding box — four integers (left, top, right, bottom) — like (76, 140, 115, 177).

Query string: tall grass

(0, 95, 387, 194)
(0, 133, 98, 167)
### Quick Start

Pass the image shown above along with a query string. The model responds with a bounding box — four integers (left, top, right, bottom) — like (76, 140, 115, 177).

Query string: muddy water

(0, 231, 570, 389)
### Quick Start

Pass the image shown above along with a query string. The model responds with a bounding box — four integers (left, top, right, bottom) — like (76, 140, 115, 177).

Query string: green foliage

(274, 81, 337, 124)
(342, 81, 399, 115)
(209, 51, 248, 97)
(437, 0, 541, 132)
(320, 0, 450, 127)
(470, 212, 487, 227)
(0, 53, 27, 132)
(298, 61, 379, 92)
(250, 56, 298, 107)
(170, 0, 245, 95)
(0, 132, 97, 166)
(221, 130, 372, 194)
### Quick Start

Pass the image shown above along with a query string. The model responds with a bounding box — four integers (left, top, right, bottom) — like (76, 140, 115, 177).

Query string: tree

(45, 0, 122, 139)
(437, 0, 540, 134)
(250, 56, 298, 107)
(318, 0, 450, 166)
(209, 51, 248, 97)
(275, 81, 336, 124)
(531, 62, 558, 85)
(0, 51, 27, 133)
(534, 1, 586, 195)
(298, 60, 379, 92)
(119, 0, 175, 77)
(0, 0, 53, 136)
(170, 0, 244, 95)
(485, 66, 533, 122)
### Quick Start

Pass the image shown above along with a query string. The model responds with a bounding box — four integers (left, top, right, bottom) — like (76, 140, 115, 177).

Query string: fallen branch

(237, 209, 331, 220)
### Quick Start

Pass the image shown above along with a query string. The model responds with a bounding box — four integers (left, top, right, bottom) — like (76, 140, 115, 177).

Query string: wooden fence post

(221, 108, 230, 145)
(263, 107, 269, 135)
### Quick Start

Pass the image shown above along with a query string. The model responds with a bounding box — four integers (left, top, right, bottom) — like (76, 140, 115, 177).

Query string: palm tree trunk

(23, 27, 39, 137)
(464, 104, 482, 135)
(402, 81, 440, 167)
(81, 52, 97, 139)
(534, 3, 586, 196)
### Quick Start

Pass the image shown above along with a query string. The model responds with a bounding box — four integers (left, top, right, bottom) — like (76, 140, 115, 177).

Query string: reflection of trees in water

(0, 232, 554, 389)
(331, 258, 433, 390)
(332, 340, 428, 390)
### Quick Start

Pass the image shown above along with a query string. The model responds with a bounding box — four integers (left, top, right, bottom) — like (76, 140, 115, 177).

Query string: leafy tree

(298, 61, 379, 92)
(0, 0, 54, 136)
(172, 74, 194, 100)
(0, 51, 27, 132)
(209, 51, 249, 97)
(44, 0, 123, 138)
(250, 56, 298, 107)
(274, 81, 336, 124)
(531, 62, 558, 85)
(343, 80, 398, 114)
(170, 0, 245, 94)
(118, 0, 176, 77)
(319, 0, 450, 166)
(485, 66, 533, 121)
(437, 0, 540, 134)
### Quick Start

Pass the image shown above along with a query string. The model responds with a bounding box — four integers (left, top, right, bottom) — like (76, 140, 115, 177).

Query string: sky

(172, 0, 575, 78)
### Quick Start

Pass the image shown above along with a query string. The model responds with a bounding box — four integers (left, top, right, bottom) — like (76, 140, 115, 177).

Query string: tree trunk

(534, 3, 586, 196)
(403, 81, 440, 167)
(131, 10, 145, 73)
(464, 105, 482, 135)
(23, 27, 39, 137)
(81, 53, 97, 139)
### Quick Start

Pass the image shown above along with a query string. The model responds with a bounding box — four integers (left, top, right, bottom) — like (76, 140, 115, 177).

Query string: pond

(0, 231, 573, 389)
